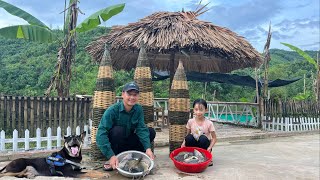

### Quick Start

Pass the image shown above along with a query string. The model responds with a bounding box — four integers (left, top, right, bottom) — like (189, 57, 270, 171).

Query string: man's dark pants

(109, 126, 156, 155)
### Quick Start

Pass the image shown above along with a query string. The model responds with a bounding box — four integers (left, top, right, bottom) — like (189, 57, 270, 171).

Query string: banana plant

(0, 0, 124, 42)
(281, 43, 317, 69)
(0, 0, 125, 96)
(281, 42, 319, 101)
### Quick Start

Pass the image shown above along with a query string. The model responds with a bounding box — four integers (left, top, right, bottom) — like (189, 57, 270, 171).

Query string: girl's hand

(181, 142, 186, 148)
(207, 147, 212, 152)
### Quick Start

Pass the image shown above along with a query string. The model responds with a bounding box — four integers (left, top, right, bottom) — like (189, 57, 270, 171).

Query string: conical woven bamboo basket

(134, 41, 154, 127)
(134, 41, 155, 150)
(168, 60, 190, 153)
(91, 43, 116, 160)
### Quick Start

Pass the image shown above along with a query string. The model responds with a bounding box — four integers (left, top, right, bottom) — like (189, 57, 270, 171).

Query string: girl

(181, 99, 217, 166)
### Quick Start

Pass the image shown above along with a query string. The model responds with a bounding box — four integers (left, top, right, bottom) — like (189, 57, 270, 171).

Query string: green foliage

(0, 0, 55, 42)
(0, 28, 318, 101)
(281, 43, 317, 69)
(76, 4, 125, 33)
(0, 1, 124, 43)
(293, 91, 313, 101)
(0, 25, 55, 43)
(0, 0, 47, 27)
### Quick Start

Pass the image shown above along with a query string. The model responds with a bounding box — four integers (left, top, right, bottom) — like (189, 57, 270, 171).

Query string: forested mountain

(0, 27, 318, 102)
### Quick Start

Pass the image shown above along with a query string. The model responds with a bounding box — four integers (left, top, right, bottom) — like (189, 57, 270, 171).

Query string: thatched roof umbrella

(86, 10, 262, 85)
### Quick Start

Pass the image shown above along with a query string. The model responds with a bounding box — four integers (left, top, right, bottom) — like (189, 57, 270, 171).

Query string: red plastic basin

(170, 147, 212, 173)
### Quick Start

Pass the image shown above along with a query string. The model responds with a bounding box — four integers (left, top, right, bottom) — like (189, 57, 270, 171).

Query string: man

(96, 82, 156, 171)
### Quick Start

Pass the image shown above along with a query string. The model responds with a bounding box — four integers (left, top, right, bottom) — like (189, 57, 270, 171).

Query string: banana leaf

(0, 25, 54, 43)
(281, 42, 318, 69)
(0, 0, 47, 28)
(75, 3, 125, 33)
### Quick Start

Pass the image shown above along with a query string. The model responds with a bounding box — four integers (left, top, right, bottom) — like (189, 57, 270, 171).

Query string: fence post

(89, 119, 92, 132)
(84, 125, 89, 148)
(0, 130, 5, 151)
(76, 126, 80, 135)
(57, 127, 61, 148)
(25, 129, 29, 151)
(67, 126, 71, 136)
(13, 129, 18, 152)
(36, 128, 41, 149)
(47, 127, 52, 150)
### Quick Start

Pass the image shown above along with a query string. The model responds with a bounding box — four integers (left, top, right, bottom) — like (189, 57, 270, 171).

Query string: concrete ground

(0, 124, 319, 179)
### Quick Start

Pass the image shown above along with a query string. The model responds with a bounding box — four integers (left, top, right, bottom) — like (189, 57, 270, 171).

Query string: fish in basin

(174, 149, 206, 164)
(118, 153, 150, 176)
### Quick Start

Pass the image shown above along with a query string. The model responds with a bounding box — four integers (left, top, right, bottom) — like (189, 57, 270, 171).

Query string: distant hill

(0, 27, 318, 101)
(269, 49, 318, 65)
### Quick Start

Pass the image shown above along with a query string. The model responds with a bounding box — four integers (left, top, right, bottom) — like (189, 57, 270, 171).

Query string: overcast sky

(0, 0, 319, 52)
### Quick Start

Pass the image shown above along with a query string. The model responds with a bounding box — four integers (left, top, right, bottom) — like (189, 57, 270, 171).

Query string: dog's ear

(64, 135, 69, 140)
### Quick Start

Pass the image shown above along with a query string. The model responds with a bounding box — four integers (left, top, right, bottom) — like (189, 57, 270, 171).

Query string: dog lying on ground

(0, 132, 94, 178)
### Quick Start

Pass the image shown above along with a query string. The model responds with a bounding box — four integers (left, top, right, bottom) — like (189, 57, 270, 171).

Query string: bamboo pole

(304, 74, 306, 95)
(317, 52, 319, 103)
(262, 24, 272, 99)
(255, 68, 262, 128)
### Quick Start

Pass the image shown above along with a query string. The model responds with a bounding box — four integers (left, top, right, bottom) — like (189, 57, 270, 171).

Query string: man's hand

(145, 148, 155, 160)
(109, 155, 119, 169)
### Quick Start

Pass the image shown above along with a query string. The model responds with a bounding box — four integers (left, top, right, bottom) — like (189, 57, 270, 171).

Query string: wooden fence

(262, 99, 320, 131)
(0, 96, 92, 137)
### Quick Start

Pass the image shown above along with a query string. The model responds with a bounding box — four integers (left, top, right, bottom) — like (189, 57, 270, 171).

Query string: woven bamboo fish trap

(134, 41, 155, 151)
(168, 60, 190, 153)
(91, 43, 116, 160)
(134, 41, 154, 128)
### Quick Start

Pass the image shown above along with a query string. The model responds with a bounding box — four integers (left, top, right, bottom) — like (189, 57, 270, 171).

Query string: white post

(47, 127, 52, 150)
(84, 125, 89, 147)
(76, 126, 80, 135)
(67, 126, 71, 136)
(57, 127, 62, 148)
(280, 117, 283, 131)
(272, 117, 275, 131)
(13, 130, 18, 152)
(25, 129, 30, 151)
(307, 117, 311, 130)
(0, 130, 5, 151)
(36, 128, 41, 149)
(285, 117, 289, 132)
(290, 118, 294, 131)
(164, 101, 168, 112)
(312, 117, 315, 130)
(301, 117, 305, 131)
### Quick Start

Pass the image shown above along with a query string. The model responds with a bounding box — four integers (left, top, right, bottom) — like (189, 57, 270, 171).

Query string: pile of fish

(118, 152, 150, 176)
(174, 149, 207, 164)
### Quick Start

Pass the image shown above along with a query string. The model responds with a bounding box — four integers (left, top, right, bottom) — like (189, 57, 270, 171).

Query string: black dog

(0, 132, 87, 178)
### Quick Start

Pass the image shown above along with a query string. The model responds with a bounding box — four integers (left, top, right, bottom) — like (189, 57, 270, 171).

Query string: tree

(0, 0, 125, 96)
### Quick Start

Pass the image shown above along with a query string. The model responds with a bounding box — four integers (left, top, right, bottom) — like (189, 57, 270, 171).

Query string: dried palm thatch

(86, 11, 262, 74)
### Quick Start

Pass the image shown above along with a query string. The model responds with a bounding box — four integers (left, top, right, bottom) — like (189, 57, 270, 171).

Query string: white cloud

(0, 0, 318, 51)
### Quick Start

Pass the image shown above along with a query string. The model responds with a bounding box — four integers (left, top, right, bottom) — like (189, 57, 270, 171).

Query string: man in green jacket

(96, 81, 156, 171)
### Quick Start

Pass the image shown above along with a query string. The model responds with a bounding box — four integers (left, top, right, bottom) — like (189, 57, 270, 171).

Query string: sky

(0, 0, 319, 52)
